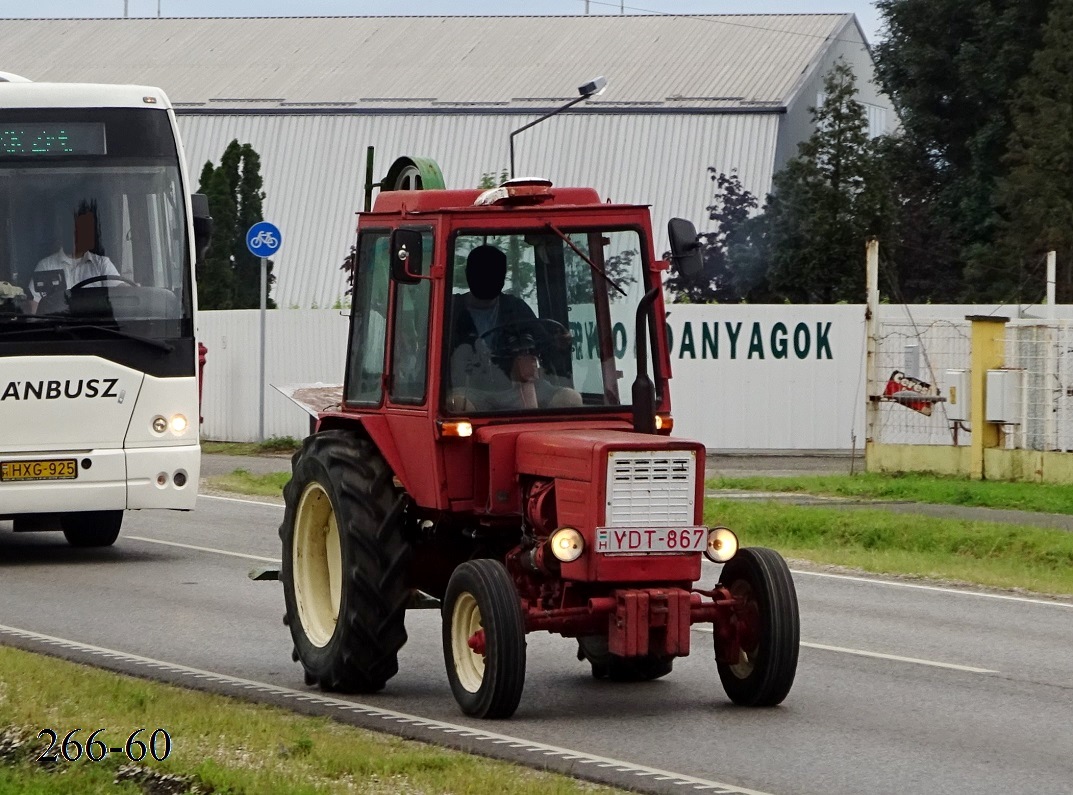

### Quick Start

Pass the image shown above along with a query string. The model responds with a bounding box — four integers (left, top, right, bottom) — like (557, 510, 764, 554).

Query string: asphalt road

(2, 494, 1071, 795)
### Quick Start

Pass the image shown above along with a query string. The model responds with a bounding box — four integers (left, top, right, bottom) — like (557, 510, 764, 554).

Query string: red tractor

(278, 160, 799, 719)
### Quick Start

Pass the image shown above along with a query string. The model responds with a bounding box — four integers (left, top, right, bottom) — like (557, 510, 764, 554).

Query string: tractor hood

(513, 428, 705, 481)
(0, 356, 143, 452)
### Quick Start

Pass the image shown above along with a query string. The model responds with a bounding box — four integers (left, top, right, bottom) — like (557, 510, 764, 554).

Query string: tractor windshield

(445, 227, 650, 414)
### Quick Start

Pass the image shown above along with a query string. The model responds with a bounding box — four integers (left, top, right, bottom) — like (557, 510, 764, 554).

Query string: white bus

(0, 77, 210, 547)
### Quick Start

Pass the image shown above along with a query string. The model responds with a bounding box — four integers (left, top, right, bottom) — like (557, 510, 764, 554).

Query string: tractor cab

(334, 175, 685, 512)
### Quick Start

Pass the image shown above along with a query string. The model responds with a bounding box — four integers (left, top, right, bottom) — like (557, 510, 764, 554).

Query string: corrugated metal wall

(177, 112, 780, 309)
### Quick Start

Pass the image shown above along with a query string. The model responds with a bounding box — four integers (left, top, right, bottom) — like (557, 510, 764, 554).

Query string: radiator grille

(605, 450, 696, 526)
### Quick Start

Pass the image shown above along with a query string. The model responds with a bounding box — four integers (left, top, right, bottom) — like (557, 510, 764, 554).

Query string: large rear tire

(442, 559, 526, 719)
(280, 431, 410, 693)
(577, 636, 674, 682)
(61, 511, 122, 547)
(716, 547, 799, 706)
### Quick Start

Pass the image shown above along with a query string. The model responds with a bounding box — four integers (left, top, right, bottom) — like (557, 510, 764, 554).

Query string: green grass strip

(709, 472, 1073, 515)
(708, 499, 1073, 595)
(206, 469, 291, 498)
(200, 437, 300, 457)
(0, 646, 622, 795)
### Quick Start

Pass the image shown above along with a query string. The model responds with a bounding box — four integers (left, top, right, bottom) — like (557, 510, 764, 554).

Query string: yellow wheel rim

(729, 579, 758, 679)
(293, 481, 342, 648)
(451, 592, 485, 693)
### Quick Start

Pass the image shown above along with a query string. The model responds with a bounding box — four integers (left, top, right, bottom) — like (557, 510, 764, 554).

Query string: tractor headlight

(549, 527, 585, 562)
(705, 526, 738, 563)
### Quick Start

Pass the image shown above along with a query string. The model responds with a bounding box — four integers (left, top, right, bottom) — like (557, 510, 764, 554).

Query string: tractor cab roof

(369, 184, 641, 216)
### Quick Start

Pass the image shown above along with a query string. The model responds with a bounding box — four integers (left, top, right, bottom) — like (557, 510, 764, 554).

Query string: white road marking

(198, 493, 283, 509)
(790, 568, 1073, 609)
(798, 642, 998, 673)
(125, 535, 279, 564)
(0, 623, 771, 795)
(691, 625, 998, 673)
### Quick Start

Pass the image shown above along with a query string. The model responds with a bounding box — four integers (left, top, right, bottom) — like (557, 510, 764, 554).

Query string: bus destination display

(0, 122, 107, 156)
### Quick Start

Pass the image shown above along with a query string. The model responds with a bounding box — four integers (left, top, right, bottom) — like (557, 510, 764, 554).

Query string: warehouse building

(0, 14, 893, 308)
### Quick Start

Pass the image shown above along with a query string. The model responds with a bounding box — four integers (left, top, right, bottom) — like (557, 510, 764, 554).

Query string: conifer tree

(196, 140, 275, 309)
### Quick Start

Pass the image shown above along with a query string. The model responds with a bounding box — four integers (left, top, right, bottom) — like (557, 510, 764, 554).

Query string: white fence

(198, 304, 1062, 449)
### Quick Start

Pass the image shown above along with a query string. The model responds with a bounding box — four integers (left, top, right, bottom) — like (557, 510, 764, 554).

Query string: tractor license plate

(595, 526, 707, 555)
(0, 458, 77, 482)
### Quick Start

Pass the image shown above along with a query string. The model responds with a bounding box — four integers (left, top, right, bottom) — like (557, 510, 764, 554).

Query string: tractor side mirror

(191, 193, 213, 261)
(668, 217, 703, 278)
(390, 228, 424, 284)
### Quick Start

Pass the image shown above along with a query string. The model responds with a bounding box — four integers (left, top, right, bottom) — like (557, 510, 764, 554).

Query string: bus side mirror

(390, 228, 424, 284)
(191, 193, 213, 261)
(668, 217, 703, 278)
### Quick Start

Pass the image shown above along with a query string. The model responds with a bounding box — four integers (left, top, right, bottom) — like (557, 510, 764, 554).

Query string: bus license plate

(0, 459, 77, 482)
(596, 526, 707, 554)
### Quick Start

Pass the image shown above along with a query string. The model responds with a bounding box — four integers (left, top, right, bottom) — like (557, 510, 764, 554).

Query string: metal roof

(176, 110, 781, 309)
(0, 14, 860, 111)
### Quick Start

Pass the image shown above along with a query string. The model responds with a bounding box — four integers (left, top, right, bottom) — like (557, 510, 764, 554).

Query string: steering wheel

(71, 274, 138, 290)
(476, 318, 570, 360)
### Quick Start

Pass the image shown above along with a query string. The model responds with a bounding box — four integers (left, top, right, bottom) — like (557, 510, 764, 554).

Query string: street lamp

(509, 76, 607, 178)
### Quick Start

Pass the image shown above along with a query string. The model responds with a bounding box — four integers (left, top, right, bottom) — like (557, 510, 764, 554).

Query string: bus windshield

(0, 108, 191, 340)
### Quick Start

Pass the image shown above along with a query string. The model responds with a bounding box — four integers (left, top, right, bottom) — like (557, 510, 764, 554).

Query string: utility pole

(123, 0, 129, 17)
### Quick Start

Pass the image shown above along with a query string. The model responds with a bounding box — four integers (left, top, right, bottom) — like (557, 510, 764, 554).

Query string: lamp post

(509, 76, 607, 178)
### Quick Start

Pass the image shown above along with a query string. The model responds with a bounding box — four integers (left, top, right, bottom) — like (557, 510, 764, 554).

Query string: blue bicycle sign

(246, 221, 282, 257)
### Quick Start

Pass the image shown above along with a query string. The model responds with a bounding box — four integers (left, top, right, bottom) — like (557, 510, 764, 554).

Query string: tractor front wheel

(280, 431, 410, 693)
(442, 559, 526, 719)
(716, 547, 799, 706)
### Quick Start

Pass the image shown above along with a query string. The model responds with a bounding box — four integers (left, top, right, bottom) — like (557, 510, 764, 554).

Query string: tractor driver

(447, 244, 581, 412)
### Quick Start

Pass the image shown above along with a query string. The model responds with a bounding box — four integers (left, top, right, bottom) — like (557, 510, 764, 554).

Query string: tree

(665, 170, 757, 303)
(873, 0, 1053, 300)
(196, 140, 275, 309)
(753, 60, 882, 303)
(993, 0, 1073, 303)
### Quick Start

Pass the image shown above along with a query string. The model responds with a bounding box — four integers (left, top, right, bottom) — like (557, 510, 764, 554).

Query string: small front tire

(61, 511, 122, 547)
(716, 547, 799, 706)
(442, 559, 526, 719)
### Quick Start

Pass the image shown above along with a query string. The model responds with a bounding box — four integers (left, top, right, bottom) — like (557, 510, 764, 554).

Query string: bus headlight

(549, 527, 585, 562)
(170, 414, 188, 433)
(152, 415, 168, 433)
(705, 526, 738, 563)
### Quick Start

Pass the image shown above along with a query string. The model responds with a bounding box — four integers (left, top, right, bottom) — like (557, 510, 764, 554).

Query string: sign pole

(259, 255, 267, 441)
(245, 220, 281, 443)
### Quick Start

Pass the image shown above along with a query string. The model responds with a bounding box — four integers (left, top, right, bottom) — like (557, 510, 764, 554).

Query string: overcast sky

(0, 1, 886, 43)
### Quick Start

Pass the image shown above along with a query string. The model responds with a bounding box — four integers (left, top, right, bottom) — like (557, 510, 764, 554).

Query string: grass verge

(0, 646, 622, 795)
(200, 437, 300, 457)
(206, 469, 290, 498)
(710, 499, 1073, 595)
(709, 472, 1073, 515)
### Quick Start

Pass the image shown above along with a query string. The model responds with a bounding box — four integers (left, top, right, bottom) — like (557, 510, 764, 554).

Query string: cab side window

(345, 231, 390, 405)
(390, 231, 432, 403)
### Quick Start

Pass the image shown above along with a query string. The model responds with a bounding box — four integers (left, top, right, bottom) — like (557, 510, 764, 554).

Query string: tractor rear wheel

(61, 511, 122, 547)
(442, 559, 526, 719)
(716, 547, 799, 706)
(577, 636, 674, 682)
(280, 431, 410, 693)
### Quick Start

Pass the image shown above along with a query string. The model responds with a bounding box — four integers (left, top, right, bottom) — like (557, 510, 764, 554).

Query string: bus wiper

(546, 223, 628, 298)
(0, 315, 173, 352)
